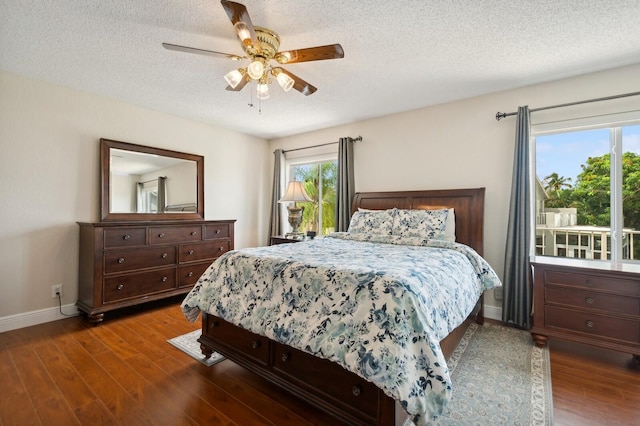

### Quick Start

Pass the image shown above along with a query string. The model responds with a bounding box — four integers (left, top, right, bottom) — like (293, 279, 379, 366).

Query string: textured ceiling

(1, 1, 640, 139)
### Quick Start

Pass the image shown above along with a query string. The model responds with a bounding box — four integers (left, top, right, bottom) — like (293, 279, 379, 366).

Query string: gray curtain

(502, 106, 533, 329)
(157, 176, 167, 213)
(268, 149, 285, 240)
(136, 182, 143, 213)
(335, 137, 355, 232)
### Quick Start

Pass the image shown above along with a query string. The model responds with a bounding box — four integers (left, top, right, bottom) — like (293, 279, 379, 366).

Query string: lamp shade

(279, 181, 312, 203)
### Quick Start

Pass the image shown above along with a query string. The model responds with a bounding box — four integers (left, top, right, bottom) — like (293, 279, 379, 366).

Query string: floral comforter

(181, 233, 501, 424)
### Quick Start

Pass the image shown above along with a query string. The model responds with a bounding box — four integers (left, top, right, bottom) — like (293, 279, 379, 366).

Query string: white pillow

(444, 208, 456, 242)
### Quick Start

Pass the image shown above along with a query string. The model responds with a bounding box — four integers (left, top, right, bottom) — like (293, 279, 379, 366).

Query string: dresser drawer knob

(585, 280, 594, 287)
(162, 253, 168, 259)
(188, 272, 194, 277)
(281, 353, 289, 362)
(191, 231, 197, 236)
(158, 233, 165, 238)
(161, 276, 168, 282)
(118, 257, 125, 264)
(586, 320, 595, 328)
(219, 247, 224, 251)
(117, 284, 124, 290)
(251, 340, 260, 349)
(188, 249, 194, 255)
(211, 320, 219, 328)
(585, 297, 594, 304)
(123, 234, 131, 240)
(215, 229, 221, 234)
(352, 385, 361, 397)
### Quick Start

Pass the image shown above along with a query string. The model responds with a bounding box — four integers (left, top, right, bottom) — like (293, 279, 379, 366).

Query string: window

(533, 115, 640, 263)
(286, 156, 338, 236)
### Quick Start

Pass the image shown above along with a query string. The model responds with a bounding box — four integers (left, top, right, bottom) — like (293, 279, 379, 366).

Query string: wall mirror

(100, 138, 204, 221)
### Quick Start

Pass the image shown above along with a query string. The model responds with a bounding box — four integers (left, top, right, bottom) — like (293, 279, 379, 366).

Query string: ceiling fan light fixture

(247, 59, 265, 80)
(224, 69, 244, 88)
(276, 71, 294, 92)
(256, 83, 270, 99)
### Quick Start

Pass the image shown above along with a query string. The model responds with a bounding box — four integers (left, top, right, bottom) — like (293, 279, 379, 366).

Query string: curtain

(136, 182, 143, 213)
(157, 176, 167, 213)
(335, 137, 355, 232)
(268, 149, 285, 240)
(502, 106, 533, 329)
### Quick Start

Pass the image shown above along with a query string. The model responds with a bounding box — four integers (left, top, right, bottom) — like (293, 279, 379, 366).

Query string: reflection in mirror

(101, 139, 204, 221)
(110, 149, 196, 214)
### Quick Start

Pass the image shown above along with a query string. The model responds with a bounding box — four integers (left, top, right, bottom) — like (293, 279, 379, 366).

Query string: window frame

(283, 151, 338, 236)
(530, 111, 640, 264)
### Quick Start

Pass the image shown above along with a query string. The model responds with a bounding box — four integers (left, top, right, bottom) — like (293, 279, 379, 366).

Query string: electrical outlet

(51, 284, 63, 298)
(494, 286, 503, 300)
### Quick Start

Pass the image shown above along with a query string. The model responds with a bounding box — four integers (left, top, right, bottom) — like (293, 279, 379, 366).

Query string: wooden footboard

(198, 301, 483, 426)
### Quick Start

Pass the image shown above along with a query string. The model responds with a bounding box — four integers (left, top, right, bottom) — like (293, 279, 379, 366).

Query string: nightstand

(270, 235, 304, 245)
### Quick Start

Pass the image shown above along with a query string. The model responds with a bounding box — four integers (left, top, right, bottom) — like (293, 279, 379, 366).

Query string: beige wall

(2, 63, 638, 327)
(269, 63, 640, 312)
(0, 71, 270, 323)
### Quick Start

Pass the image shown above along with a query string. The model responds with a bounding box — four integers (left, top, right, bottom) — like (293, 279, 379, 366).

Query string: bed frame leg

(475, 294, 485, 325)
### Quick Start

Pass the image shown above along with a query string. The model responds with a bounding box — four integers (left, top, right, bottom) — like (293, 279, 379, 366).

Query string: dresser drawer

(272, 343, 381, 419)
(545, 286, 640, 316)
(545, 306, 640, 344)
(104, 247, 177, 274)
(148, 225, 202, 245)
(103, 267, 176, 303)
(178, 262, 211, 288)
(543, 270, 640, 297)
(104, 227, 146, 248)
(205, 223, 230, 239)
(205, 317, 270, 366)
(179, 240, 230, 263)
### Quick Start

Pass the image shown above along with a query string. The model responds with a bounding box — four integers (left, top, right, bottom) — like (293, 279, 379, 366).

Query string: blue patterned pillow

(348, 209, 397, 235)
(393, 209, 449, 240)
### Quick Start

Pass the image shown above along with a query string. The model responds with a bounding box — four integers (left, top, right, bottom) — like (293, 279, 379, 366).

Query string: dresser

(530, 257, 640, 361)
(77, 220, 235, 323)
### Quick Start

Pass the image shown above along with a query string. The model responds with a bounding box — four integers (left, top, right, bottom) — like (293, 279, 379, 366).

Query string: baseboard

(0, 304, 79, 333)
(484, 304, 502, 321)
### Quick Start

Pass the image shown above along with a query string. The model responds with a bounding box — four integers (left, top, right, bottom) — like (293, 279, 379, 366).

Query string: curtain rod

(495, 91, 640, 121)
(280, 136, 362, 154)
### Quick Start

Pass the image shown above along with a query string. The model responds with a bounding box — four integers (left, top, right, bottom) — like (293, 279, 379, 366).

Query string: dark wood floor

(1, 299, 638, 425)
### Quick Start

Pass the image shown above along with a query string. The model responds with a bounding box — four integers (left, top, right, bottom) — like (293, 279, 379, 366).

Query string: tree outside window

(290, 160, 337, 235)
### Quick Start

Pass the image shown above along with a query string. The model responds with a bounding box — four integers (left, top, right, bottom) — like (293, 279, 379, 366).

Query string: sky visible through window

(536, 125, 640, 182)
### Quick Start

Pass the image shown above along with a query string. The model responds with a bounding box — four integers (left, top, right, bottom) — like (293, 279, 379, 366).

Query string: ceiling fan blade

(275, 44, 344, 64)
(279, 68, 317, 96)
(225, 73, 251, 91)
(162, 43, 243, 61)
(220, 0, 261, 54)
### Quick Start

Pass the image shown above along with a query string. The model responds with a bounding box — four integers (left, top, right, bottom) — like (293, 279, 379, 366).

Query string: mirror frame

(100, 138, 204, 221)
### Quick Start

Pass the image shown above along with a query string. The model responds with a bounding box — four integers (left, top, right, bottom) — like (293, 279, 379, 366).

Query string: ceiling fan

(162, 0, 344, 99)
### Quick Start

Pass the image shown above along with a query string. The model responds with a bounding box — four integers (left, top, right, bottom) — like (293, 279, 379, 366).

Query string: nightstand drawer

(545, 306, 640, 343)
(543, 270, 640, 296)
(545, 286, 640, 316)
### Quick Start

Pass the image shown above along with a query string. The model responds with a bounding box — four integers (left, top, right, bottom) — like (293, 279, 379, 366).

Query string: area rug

(167, 330, 225, 367)
(433, 322, 553, 425)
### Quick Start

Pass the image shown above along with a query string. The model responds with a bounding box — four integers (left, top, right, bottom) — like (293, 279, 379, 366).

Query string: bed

(181, 188, 501, 425)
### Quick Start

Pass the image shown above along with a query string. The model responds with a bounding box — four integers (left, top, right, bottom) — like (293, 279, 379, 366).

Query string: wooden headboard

(351, 188, 485, 256)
